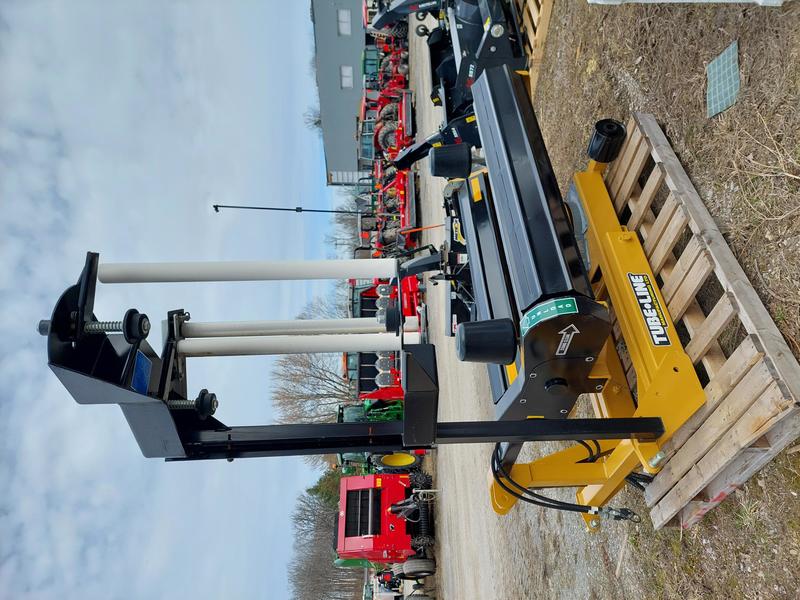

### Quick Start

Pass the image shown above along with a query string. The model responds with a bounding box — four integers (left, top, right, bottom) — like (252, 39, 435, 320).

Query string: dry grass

(533, 3, 800, 598)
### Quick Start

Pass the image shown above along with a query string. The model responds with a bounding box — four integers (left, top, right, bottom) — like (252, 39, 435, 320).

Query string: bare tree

(288, 475, 364, 600)
(270, 284, 354, 468)
(304, 106, 323, 132)
(324, 188, 372, 254)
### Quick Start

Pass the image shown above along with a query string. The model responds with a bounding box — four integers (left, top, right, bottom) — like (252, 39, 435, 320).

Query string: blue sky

(0, 2, 341, 598)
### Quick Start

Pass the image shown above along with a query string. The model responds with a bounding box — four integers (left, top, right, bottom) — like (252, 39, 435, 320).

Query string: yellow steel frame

(489, 160, 706, 530)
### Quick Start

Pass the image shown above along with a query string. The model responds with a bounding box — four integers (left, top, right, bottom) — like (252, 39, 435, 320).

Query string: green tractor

(336, 401, 424, 474)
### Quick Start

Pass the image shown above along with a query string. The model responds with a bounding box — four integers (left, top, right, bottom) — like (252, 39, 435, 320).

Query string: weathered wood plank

(608, 128, 643, 203)
(605, 116, 636, 184)
(627, 165, 666, 231)
(685, 293, 738, 364)
(649, 206, 689, 276)
(665, 252, 714, 322)
(681, 406, 800, 528)
(650, 381, 793, 529)
(645, 355, 774, 507)
(643, 194, 679, 259)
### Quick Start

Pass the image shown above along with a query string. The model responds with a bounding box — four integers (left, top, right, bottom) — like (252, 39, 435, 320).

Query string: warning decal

(627, 273, 671, 346)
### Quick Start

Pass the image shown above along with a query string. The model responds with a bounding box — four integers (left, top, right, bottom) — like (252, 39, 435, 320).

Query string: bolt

(84, 309, 150, 344)
(490, 45, 497, 52)
(560, 409, 568, 414)
(84, 320, 124, 333)
(589, 519, 599, 528)
(519, 398, 527, 404)
(167, 388, 218, 419)
(648, 450, 667, 469)
(585, 356, 594, 363)
(595, 384, 603, 391)
(529, 373, 537, 379)
(490, 23, 505, 38)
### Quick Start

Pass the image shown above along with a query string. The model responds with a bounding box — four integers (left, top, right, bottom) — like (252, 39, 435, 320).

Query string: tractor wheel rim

(381, 452, 416, 467)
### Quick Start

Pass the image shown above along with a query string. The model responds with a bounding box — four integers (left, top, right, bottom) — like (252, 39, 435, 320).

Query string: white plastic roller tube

(97, 259, 397, 284)
(176, 331, 421, 357)
(181, 317, 386, 338)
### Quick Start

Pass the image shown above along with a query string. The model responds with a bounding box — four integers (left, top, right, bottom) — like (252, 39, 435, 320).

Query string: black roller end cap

(385, 299, 402, 334)
(455, 318, 517, 364)
(587, 119, 627, 163)
(430, 143, 472, 179)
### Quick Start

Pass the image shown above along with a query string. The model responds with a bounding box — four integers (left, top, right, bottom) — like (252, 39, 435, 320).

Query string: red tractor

(336, 472, 436, 579)
(362, 0, 410, 40)
(369, 161, 418, 256)
(361, 85, 414, 160)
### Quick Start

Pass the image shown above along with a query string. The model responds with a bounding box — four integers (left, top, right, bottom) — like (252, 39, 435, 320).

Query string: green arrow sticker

(520, 297, 578, 337)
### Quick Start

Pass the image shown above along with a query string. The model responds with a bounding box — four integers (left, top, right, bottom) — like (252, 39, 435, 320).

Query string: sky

(0, 2, 342, 598)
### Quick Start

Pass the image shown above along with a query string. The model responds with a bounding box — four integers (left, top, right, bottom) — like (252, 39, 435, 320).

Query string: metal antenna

(212, 204, 372, 216)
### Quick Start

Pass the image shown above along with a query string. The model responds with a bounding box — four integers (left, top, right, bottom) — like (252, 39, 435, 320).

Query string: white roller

(176, 331, 421, 357)
(404, 316, 420, 332)
(181, 317, 385, 338)
(98, 259, 397, 284)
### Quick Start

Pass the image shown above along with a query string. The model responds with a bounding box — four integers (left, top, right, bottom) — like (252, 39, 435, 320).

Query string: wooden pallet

(602, 112, 800, 530)
(512, 0, 555, 97)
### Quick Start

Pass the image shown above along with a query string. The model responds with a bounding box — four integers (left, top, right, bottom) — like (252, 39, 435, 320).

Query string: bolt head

(585, 356, 594, 363)
(589, 519, 599, 528)
(519, 398, 527, 404)
(595, 384, 603, 391)
(648, 451, 667, 469)
(490, 23, 504, 38)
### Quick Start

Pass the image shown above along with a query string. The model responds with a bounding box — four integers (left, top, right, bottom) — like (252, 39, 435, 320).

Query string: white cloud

(0, 2, 336, 598)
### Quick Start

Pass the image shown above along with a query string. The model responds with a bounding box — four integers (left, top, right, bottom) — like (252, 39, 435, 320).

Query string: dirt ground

(409, 4, 800, 599)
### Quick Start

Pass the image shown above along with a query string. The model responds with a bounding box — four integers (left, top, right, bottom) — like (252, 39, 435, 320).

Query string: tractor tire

(379, 226, 399, 245)
(378, 122, 398, 152)
(403, 558, 436, 579)
(381, 165, 398, 185)
(390, 563, 405, 579)
(383, 196, 399, 211)
(409, 471, 433, 489)
(415, 24, 430, 38)
(389, 22, 408, 39)
(412, 533, 435, 550)
(378, 103, 399, 121)
(360, 217, 378, 231)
